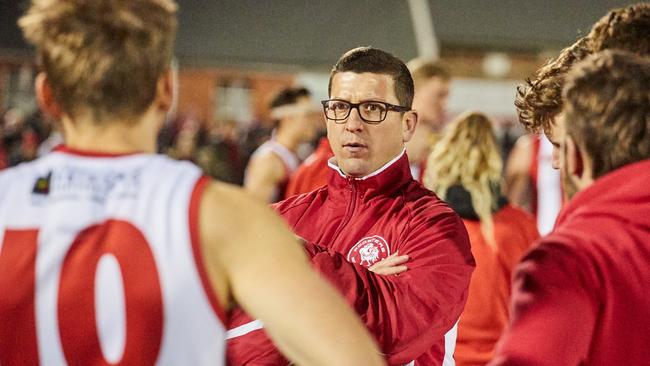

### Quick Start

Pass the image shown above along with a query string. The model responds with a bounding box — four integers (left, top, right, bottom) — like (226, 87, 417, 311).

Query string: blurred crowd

(0, 101, 521, 188)
(0, 109, 51, 169)
(0, 106, 268, 185)
(157, 114, 257, 185)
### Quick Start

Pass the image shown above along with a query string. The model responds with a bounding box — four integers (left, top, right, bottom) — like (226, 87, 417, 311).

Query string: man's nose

(345, 107, 364, 132)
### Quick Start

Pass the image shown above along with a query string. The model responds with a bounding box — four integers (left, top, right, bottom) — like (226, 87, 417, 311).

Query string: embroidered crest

(347, 236, 390, 267)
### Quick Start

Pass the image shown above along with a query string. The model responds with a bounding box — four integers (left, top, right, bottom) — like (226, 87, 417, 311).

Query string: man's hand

(368, 252, 409, 276)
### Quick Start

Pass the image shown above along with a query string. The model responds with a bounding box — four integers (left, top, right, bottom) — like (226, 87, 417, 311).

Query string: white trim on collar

(327, 149, 406, 181)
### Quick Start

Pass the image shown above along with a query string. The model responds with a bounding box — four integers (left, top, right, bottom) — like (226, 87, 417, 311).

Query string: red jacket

(490, 159, 650, 365)
(284, 137, 333, 198)
(227, 152, 475, 365)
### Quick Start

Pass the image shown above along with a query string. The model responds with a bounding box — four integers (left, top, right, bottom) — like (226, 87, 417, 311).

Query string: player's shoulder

(248, 149, 285, 177)
(515, 134, 536, 153)
(0, 157, 50, 191)
(514, 133, 536, 149)
(200, 180, 288, 243)
(0, 157, 58, 214)
(0, 162, 26, 183)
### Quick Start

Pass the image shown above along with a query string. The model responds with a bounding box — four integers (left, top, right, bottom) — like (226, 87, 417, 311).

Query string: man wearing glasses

(228, 47, 475, 366)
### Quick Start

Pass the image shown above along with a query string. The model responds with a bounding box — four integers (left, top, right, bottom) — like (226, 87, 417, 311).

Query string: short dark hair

(328, 47, 414, 109)
(563, 50, 650, 178)
(270, 87, 310, 109)
(515, 3, 650, 133)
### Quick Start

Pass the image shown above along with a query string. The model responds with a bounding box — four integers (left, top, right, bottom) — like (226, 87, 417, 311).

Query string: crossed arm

(303, 213, 475, 364)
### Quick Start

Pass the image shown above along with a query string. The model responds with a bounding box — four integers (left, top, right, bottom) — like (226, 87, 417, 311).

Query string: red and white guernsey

(0, 147, 226, 365)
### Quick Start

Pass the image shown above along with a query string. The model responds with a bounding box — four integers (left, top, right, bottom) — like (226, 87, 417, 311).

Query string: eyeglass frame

(320, 99, 411, 124)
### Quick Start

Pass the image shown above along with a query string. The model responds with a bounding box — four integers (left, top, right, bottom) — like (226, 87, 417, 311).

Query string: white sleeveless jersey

(245, 139, 300, 202)
(0, 148, 226, 365)
(536, 136, 562, 235)
(253, 140, 300, 174)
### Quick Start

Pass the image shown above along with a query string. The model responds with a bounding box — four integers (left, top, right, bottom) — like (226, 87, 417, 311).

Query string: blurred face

(544, 112, 567, 169)
(284, 96, 321, 142)
(412, 77, 449, 132)
(327, 72, 417, 178)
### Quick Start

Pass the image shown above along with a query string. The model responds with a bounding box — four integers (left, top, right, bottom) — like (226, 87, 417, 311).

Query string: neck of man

(61, 107, 163, 154)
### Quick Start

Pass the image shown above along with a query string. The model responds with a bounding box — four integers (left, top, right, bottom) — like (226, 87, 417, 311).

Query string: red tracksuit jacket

(490, 159, 650, 365)
(227, 152, 475, 365)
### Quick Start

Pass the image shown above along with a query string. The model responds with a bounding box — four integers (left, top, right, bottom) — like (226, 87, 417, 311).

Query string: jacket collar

(326, 149, 414, 201)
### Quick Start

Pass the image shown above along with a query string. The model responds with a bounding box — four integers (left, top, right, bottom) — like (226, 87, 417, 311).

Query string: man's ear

(155, 68, 175, 113)
(565, 135, 584, 179)
(35, 73, 62, 120)
(402, 110, 418, 143)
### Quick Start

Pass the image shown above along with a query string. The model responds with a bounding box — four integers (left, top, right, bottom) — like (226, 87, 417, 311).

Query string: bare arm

(199, 181, 385, 366)
(244, 152, 286, 203)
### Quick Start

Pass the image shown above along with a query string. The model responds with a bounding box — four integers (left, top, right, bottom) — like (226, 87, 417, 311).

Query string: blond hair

(424, 111, 502, 248)
(19, 0, 178, 122)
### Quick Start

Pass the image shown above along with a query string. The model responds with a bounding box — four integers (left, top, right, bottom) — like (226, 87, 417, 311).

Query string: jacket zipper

(330, 178, 357, 244)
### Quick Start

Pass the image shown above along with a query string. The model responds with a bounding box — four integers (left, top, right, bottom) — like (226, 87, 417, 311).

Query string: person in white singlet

(244, 87, 321, 202)
(507, 3, 650, 235)
(534, 136, 562, 235)
(0, 1, 386, 365)
(504, 134, 562, 235)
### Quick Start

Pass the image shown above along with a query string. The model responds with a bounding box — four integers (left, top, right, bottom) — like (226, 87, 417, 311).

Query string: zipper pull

(347, 177, 355, 191)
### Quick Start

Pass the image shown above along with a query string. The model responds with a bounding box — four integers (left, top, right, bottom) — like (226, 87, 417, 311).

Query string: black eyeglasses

(321, 99, 410, 124)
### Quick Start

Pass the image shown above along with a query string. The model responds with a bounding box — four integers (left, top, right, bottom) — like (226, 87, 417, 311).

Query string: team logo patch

(347, 236, 390, 267)
(32, 171, 52, 195)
